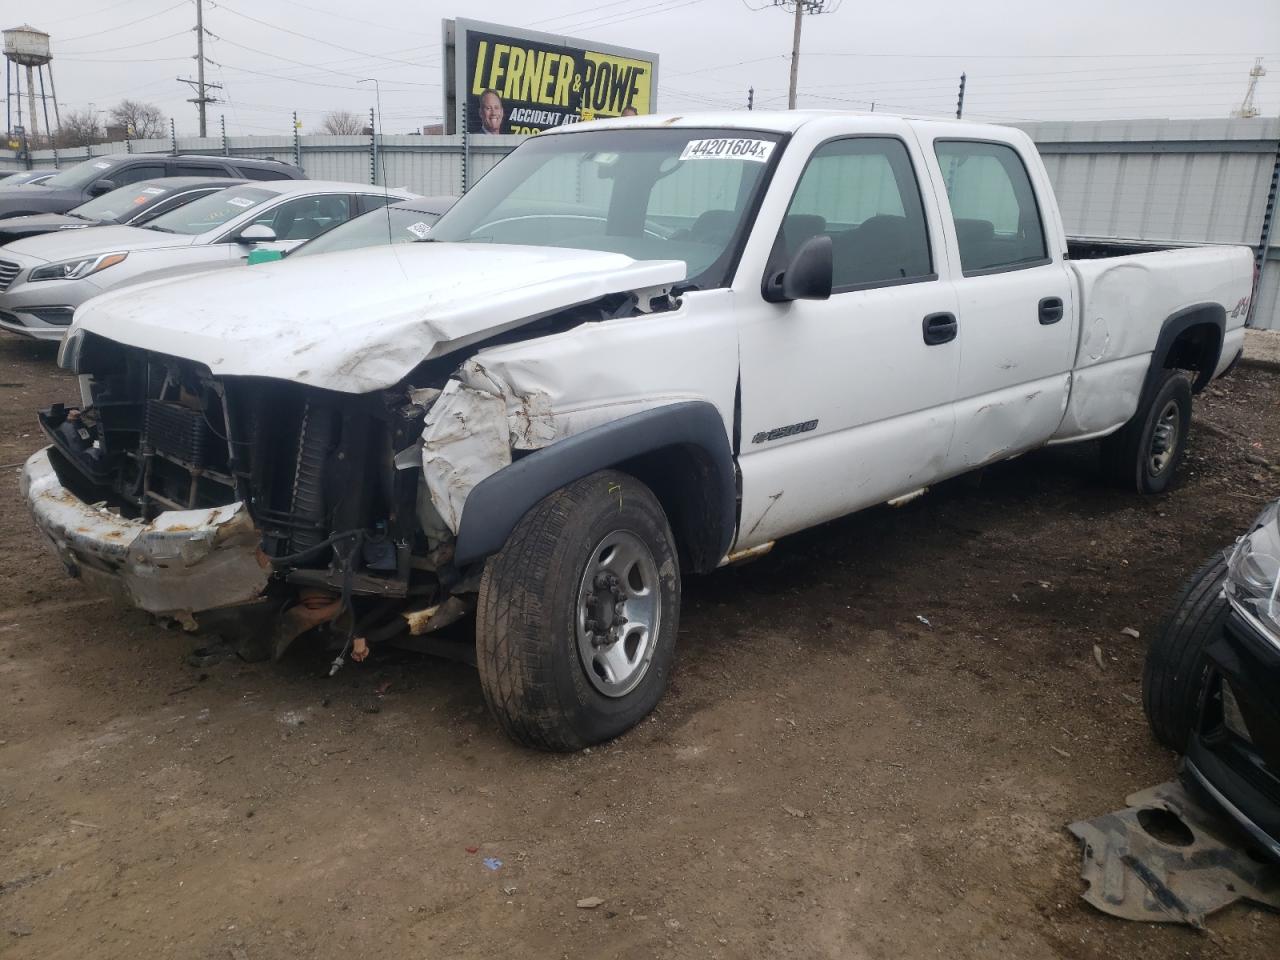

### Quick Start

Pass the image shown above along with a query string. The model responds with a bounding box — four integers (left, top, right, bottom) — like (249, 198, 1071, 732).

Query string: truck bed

(1068, 236, 1196, 260)
(1050, 242, 1253, 443)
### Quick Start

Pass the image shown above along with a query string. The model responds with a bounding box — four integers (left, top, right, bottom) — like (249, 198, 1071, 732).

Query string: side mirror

(762, 234, 833, 303)
(238, 223, 277, 243)
(88, 178, 116, 197)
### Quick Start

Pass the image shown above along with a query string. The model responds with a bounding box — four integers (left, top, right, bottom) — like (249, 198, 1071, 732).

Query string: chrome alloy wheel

(1149, 399, 1181, 476)
(575, 530, 661, 698)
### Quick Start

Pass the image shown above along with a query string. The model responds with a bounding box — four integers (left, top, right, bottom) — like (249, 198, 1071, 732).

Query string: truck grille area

(42, 332, 426, 593)
(145, 399, 216, 467)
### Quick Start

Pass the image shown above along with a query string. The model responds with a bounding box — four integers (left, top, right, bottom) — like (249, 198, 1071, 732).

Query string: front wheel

(475, 469, 681, 751)
(1101, 370, 1193, 494)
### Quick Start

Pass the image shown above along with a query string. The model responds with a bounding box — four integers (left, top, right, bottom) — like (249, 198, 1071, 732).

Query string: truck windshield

(428, 128, 783, 288)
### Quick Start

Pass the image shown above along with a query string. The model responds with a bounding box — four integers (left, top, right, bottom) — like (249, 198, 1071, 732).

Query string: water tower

(4, 25, 59, 149)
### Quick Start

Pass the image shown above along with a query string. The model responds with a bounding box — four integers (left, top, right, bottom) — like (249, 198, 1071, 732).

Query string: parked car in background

(24, 112, 1254, 750)
(1143, 500, 1280, 861)
(0, 153, 304, 219)
(0, 180, 417, 340)
(0, 177, 247, 245)
(0, 169, 59, 186)
(284, 195, 456, 259)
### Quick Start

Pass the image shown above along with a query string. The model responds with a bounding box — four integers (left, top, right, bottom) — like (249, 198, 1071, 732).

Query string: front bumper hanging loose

(21, 447, 271, 620)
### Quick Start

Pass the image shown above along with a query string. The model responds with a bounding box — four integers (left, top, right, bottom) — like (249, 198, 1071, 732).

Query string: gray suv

(0, 154, 304, 220)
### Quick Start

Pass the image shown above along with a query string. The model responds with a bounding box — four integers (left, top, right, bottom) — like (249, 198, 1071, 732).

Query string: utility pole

(956, 72, 966, 119)
(177, 0, 221, 136)
(787, 1, 804, 110)
(765, 1, 835, 110)
(195, 0, 207, 135)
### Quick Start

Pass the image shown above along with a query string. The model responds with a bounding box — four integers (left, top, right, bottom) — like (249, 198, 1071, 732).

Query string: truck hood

(69, 242, 687, 393)
(5, 223, 195, 263)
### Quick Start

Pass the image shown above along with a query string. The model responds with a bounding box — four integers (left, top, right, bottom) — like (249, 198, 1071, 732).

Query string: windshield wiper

(143, 224, 176, 233)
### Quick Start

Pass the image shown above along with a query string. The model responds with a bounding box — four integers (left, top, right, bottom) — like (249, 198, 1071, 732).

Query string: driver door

(735, 135, 961, 548)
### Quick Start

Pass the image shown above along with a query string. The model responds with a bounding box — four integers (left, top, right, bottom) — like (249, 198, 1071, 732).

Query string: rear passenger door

(924, 138, 1076, 472)
(736, 135, 961, 547)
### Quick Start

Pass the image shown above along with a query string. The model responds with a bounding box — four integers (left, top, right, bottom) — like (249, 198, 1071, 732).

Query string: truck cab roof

(548, 110, 1020, 142)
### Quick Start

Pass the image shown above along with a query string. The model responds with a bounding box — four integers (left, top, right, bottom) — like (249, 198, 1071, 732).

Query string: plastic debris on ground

(1068, 780, 1280, 927)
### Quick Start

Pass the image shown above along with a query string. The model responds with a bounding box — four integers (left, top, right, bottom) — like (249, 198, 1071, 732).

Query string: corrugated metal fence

(1012, 118, 1280, 330)
(3, 118, 1279, 328)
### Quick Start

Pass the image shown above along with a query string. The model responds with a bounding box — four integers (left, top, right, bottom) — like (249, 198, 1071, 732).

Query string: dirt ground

(1, 335, 1278, 960)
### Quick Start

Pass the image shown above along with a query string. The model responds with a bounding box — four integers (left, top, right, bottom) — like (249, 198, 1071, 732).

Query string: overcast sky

(13, 0, 1280, 136)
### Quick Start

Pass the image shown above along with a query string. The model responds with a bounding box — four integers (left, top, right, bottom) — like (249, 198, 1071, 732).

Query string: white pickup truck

(24, 112, 1254, 750)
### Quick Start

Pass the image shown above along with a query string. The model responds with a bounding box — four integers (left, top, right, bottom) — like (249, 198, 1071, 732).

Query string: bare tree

(320, 109, 365, 135)
(109, 99, 166, 139)
(56, 109, 103, 148)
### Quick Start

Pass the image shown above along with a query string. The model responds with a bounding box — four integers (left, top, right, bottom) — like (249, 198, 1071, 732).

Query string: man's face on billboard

(480, 92, 504, 133)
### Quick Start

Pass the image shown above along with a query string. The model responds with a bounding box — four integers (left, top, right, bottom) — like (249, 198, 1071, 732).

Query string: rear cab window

(933, 140, 1049, 275)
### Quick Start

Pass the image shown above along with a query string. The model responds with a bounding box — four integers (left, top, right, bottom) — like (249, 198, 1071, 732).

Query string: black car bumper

(1184, 609, 1280, 861)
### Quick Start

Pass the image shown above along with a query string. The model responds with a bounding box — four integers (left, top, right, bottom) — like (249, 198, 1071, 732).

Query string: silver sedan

(0, 180, 419, 341)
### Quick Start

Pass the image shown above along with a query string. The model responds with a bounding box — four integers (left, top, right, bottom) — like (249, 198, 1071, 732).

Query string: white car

(0, 180, 419, 340)
(25, 112, 1254, 750)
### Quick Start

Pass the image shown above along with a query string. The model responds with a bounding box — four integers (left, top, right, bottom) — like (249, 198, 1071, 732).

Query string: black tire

(475, 469, 681, 752)
(1142, 551, 1230, 750)
(1100, 369, 1193, 494)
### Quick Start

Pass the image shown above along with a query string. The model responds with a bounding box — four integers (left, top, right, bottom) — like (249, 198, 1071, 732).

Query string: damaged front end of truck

(24, 245, 689, 662)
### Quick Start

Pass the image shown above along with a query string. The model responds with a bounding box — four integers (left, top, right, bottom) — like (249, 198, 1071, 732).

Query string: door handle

(1038, 296, 1064, 325)
(922, 312, 958, 345)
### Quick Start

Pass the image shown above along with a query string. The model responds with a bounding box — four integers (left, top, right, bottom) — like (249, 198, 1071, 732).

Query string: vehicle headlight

(28, 251, 128, 282)
(1225, 500, 1280, 642)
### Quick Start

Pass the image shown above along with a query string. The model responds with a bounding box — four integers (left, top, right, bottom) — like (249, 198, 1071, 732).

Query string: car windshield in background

(69, 182, 169, 223)
(5, 171, 54, 186)
(427, 128, 783, 287)
(40, 157, 122, 191)
(145, 186, 274, 235)
(292, 206, 442, 258)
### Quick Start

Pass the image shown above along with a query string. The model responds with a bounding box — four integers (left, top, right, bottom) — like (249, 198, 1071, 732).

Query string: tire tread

(1141, 551, 1230, 750)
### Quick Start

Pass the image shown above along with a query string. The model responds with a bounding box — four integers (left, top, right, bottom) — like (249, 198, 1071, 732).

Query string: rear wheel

(1101, 369, 1192, 494)
(475, 469, 681, 751)
(1142, 551, 1230, 750)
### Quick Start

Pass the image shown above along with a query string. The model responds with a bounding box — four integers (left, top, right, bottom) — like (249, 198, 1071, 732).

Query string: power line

(42, 0, 144, 28)
(266, 0, 439, 39)
(805, 49, 1280, 60)
(209, 1, 437, 71)
(57, 29, 192, 55)
(56, 0, 191, 43)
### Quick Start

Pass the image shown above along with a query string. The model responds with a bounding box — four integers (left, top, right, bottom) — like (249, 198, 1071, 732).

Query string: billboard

(442, 19, 659, 135)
